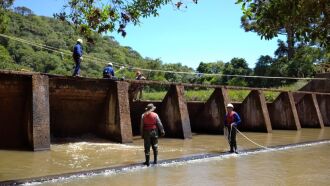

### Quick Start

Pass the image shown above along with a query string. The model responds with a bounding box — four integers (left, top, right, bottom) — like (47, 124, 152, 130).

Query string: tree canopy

(237, 0, 330, 59)
(54, 0, 197, 38)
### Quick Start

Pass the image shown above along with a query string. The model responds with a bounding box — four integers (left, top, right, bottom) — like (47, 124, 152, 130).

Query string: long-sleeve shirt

(103, 66, 115, 77)
(73, 43, 83, 58)
(224, 111, 241, 127)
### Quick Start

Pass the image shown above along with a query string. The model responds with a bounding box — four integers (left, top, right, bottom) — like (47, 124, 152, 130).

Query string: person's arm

(155, 115, 165, 136)
(77, 45, 83, 57)
(111, 68, 115, 77)
(232, 113, 241, 126)
(140, 114, 144, 138)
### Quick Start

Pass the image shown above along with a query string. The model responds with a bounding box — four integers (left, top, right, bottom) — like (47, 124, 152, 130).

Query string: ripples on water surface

(0, 128, 329, 185)
(26, 141, 330, 186)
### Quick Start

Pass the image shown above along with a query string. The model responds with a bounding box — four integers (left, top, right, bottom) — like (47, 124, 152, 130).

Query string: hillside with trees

(0, 3, 329, 88)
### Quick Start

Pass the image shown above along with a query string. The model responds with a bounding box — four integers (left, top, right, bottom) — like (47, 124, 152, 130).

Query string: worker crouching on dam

(140, 103, 165, 166)
(224, 103, 241, 153)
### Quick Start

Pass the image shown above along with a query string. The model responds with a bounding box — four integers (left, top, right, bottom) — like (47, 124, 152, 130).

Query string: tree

(55, 0, 197, 38)
(0, 0, 15, 33)
(237, 0, 330, 59)
(14, 6, 33, 16)
(222, 58, 252, 86)
(253, 55, 273, 87)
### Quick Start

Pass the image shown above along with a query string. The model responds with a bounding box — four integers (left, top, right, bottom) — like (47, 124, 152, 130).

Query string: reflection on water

(0, 128, 330, 184)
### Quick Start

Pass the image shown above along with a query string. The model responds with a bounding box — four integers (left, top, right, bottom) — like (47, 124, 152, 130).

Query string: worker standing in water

(72, 38, 83, 77)
(224, 103, 241, 153)
(140, 103, 165, 166)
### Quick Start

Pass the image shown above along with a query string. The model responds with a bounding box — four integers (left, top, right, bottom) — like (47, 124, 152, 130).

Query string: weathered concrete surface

(0, 73, 31, 149)
(129, 101, 162, 136)
(267, 92, 301, 130)
(49, 77, 132, 143)
(0, 73, 50, 150)
(294, 93, 324, 128)
(239, 90, 272, 132)
(160, 85, 192, 139)
(316, 95, 330, 126)
(29, 75, 50, 150)
(102, 81, 132, 143)
(193, 88, 229, 134)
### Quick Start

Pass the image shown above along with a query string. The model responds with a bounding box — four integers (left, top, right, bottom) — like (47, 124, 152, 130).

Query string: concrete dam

(0, 70, 329, 151)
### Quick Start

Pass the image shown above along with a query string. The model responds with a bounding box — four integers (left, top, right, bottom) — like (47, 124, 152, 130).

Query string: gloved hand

(161, 130, 165, 137)
(230, 123, 236, 128)
(80, 56, 83, 61)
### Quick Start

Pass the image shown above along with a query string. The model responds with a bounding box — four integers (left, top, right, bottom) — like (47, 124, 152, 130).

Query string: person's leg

(143, 132, 151, 166)
(151, 135, 159, 164)
(138, 88, 143, 100)
(230, 127, 237, 153)
(228, 127, 234, 152)
(73, 58, 81, 76)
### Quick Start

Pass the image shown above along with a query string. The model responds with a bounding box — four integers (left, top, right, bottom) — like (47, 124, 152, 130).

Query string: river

(0, 128, 329, 185)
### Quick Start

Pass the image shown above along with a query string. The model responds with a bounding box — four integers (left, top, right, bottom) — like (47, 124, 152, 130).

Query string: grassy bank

(141, 80, 308, 102)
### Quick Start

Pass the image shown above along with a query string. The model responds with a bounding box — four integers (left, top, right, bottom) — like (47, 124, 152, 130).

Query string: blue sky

(13, 0, 285, 69)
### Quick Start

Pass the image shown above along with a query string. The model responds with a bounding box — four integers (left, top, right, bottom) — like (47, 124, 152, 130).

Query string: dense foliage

(0, 5, 328, 88)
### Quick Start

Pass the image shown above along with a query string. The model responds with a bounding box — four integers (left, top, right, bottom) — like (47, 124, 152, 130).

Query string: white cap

(108, 62, 113, 66)
(77, 38, 83, 44)
(226, 103, 234, 108)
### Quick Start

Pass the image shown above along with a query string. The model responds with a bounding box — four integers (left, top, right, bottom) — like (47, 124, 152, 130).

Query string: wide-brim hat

(145, 103, 156, 112)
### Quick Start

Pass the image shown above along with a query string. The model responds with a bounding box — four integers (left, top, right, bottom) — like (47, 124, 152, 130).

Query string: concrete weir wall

(316, 95, 330, 126)
(0, 73, 50, 150)
(50, 77, 132, 143)
(193, 88, 229, 134)
(1, 71, 329, 151)
(294, 93, 324, 128)
(239, 90, 272, 132)
(160, 85, 192, 139)
(267, 92, 301, 130)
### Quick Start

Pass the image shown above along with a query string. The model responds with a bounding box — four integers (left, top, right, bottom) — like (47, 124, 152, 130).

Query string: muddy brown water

(0, 128, 330, 185)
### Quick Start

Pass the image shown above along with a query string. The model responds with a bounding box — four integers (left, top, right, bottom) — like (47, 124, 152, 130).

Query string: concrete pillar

(104, 81, 133, 143)
(194, 88, 229, 134)
(316, 95, 330, 126)
(267, 92, 301, 130)
(160, 85, 192, 139)
(239, 90, 272, 132)
(28, 75, 50, 151)
(295, 93, 324, 128)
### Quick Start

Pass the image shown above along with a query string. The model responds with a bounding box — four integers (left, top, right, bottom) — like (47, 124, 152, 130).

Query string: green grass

(141, 80, 309, 102)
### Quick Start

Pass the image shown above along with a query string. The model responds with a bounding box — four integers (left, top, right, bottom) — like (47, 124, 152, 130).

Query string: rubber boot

(153, 151, 158, 164)
(143, 155, 150, 167)
(230, 145, 234, 153)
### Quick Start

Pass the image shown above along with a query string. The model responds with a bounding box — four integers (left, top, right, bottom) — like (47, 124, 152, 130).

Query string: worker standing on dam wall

(72, 39, 83, 77)
(224, 103, 241, 153)
(133, 71, 146, 101)
(140, 103, 165, 166)
(103, 62, 116, 79)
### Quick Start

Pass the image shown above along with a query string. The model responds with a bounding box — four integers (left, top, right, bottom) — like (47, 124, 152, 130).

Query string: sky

(13, 0, 285, 69)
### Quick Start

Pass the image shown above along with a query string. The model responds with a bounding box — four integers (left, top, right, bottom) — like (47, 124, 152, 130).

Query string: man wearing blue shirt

(224, 103, 241, 153)
(103, 62, 115, 79)
(72, 39, 83, 77)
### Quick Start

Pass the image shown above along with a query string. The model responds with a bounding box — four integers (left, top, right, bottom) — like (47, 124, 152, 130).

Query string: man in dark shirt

(103, 62, 115, 79)
(72, 39, 83, 77)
